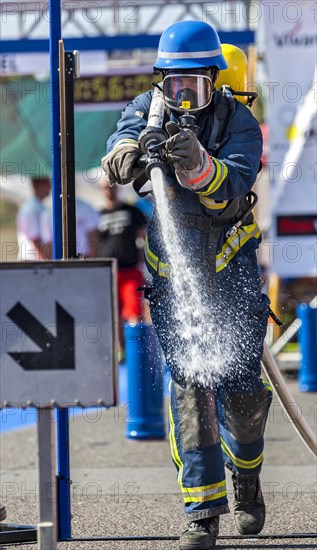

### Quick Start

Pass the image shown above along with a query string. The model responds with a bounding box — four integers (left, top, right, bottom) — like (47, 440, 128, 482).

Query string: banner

(74, 67, 160, 109)
(264, 0, 317, 277)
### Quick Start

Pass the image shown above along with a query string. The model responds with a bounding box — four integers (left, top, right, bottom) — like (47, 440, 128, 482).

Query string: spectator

(75, 198, 100, 258)
(41, 197, 99, 259)
(98, 177, 147, 360)
(16, 177, 51, 260)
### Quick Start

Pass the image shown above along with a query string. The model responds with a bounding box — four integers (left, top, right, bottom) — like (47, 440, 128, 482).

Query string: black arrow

(7, 302, 75, 371)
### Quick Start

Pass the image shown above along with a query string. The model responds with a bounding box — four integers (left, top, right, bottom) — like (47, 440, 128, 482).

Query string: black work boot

(233, 474, 265, 535)
(179, 516, 219, 549)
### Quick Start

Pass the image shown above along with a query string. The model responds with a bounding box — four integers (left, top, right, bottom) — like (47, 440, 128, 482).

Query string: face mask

(162, 74, 212, 112)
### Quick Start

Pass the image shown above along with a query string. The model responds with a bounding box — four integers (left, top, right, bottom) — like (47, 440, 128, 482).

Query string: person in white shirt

(16, 177, 51, 261)
(41, 197, 99, 258)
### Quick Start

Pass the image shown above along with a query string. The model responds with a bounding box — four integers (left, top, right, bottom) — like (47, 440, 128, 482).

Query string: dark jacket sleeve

(196, 102, 263, 201)
(106, 91, 152, 153)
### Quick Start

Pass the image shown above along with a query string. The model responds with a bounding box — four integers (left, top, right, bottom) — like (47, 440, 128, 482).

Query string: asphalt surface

(0, 375, 316, 549)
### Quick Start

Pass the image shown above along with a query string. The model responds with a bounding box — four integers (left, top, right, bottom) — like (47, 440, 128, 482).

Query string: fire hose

(140, 86, 317, 460)
(262, 342, 317, 458)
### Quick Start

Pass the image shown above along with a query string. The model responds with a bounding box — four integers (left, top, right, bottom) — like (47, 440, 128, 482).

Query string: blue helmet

(154, 20, 228, 71)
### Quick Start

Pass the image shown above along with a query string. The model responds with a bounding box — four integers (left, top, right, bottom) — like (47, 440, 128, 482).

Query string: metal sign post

(37, 409, 57, 549)
(57, 36, 79, 539)
(59, 40, 78, 261)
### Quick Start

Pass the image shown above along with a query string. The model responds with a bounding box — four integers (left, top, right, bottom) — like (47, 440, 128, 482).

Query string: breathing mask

(162, 71, 213, 113)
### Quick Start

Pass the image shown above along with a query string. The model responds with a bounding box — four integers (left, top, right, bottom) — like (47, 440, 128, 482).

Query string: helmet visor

(162, 74, 212, 112)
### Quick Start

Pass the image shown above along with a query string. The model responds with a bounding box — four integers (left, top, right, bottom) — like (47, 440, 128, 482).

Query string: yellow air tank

(216, 44, 249, 105)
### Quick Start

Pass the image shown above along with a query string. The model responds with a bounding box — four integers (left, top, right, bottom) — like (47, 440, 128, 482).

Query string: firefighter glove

(164, 126, 203, 171)
(102, 143, 145, 185)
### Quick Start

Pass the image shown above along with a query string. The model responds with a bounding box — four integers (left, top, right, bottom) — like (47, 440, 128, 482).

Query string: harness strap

(208, 92, 235, 152)
(219, 197, 240, 219)
(178, 213, 234, 229)
(207, 113, 220, 152)
(179, 193, 254, 230)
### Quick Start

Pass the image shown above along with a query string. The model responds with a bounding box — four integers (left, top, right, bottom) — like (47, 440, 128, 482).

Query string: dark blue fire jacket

(107, 89, 263, 277)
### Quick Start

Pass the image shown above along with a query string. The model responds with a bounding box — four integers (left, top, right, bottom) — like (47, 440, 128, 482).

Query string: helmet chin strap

(207, 66, 220, 84)
(212, 68, 220, 84)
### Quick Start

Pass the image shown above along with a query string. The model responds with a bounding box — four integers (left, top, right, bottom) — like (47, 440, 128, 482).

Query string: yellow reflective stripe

(211, 159, 229, 193)
(168, 404, 180, 468)
(114, 138, 139, 148)
(261, 378, 273, 392)
(145, 235, 158, 264)
(144, 251, 158, 273)
(215, 222, 261, 273)
(197, 159, 220, 196)
(145, 235, 170, 278)
(199, 196, 228, 209)
(158, 261, 170, 278)
(197, 159, 228, 196)
(168, 380, 180, 470)
(183, 491, 227, 503)
(182, 480, 226, 493)
(169, 402, 184, 486)
(144, 236, 158, 271)
(221, 437, 263, 469)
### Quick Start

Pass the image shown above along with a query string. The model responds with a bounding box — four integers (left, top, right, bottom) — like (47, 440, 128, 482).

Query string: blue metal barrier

(124, 323, 166, 439)
(297, 304, 317, 392)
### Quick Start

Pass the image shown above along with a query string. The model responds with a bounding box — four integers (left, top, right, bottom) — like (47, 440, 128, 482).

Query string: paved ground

(0, 375, 316, 549)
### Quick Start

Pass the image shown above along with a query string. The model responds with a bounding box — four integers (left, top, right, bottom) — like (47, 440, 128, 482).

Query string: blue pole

(49, 0, 71, 539)
(297, 304, 317, 392)
(49, 0, 62, 260)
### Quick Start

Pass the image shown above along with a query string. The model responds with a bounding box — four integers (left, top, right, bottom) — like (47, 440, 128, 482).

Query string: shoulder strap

(208, 91, 235, 152)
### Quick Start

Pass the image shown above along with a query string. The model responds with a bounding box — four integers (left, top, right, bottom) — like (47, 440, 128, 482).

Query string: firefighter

(102, 21, 272, 550)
